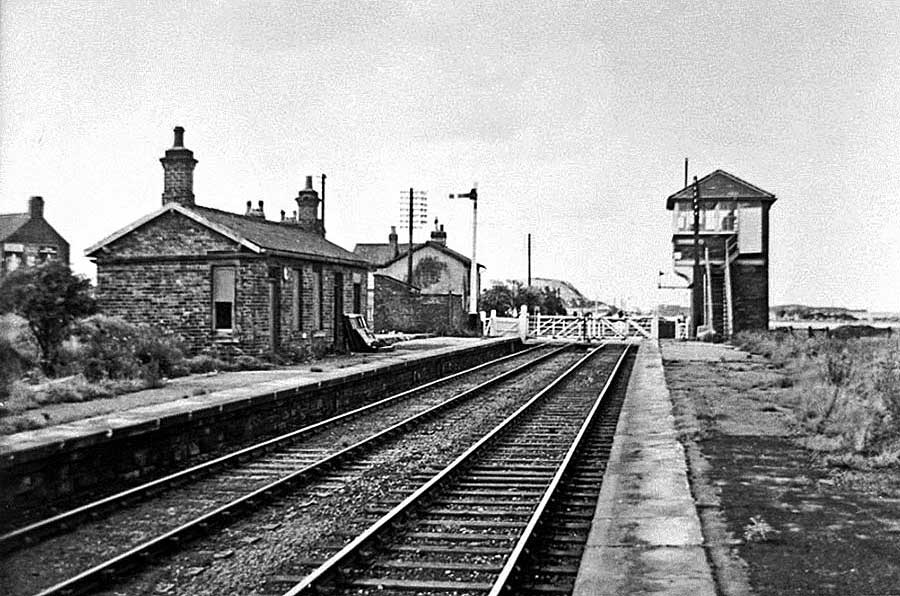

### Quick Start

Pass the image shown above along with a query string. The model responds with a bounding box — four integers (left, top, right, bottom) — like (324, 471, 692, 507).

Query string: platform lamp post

(449, 184, 479, 327)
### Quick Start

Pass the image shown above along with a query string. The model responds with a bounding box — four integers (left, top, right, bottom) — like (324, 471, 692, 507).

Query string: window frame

(211, 265, 237, 336)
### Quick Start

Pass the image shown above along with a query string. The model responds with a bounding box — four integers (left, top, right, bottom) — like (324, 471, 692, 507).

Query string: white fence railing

(482, 309, 656, 340)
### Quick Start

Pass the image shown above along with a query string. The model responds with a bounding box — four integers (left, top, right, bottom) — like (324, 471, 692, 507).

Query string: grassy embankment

(733, 330, 900, 467)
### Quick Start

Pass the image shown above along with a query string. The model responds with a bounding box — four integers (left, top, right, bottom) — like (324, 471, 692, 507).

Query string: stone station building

(86, 127, 370, 356)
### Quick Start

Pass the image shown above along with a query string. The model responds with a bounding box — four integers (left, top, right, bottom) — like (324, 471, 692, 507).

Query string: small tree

(480, 283, 518, 316)
(0, 262, 96, 374)
(479, 280, 568, 316)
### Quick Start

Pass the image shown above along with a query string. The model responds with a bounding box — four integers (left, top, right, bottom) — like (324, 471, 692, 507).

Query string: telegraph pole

(407, 187, 414, 287)
(527, 233, 532, 287)
(320, 173, 326, 231)
(691, 175, 702, 338)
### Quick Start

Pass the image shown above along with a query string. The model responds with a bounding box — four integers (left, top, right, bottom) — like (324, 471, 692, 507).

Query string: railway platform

(1, 336, 520, 516)
(0, 336, 491, 456)
(574, 340, 717, 596)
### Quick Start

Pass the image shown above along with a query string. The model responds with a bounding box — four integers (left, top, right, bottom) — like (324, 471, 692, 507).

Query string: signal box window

(213, 267, 235, 334)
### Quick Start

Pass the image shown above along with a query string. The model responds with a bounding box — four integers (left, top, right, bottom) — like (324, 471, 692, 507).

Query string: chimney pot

(388, 226, 399, 258)
(173, 126, 185, 147)
(281, 210, 286, 221)
(305, 175, 314, 190)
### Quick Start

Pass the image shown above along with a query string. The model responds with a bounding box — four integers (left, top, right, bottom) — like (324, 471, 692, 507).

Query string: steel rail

(283, 342, 609, 595)
(487, 343, 632, 595)
(28, 343, 572, 596)
(0, 342, 548, 555)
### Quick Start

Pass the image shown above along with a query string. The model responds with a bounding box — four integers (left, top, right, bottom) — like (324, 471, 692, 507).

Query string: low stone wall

(0, 338, 521, 518)
(373, 274, 467, 335)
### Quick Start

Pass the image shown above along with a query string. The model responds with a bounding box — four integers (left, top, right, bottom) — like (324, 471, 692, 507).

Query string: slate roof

(354, 241, 484, 270)
(0, 213, 30, 241)
(86, 203, 369, 267)
(352, 243, 412, 267)
(192, 206, 368, 265)
(666, 170, 776, 209)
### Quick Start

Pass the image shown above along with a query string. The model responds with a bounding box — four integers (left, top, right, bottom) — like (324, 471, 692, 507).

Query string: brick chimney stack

(389, 226, 399, 257)
(160, 126, 197, 207)
(29, 196, 44, 220)
(430, 218, 447, 246)
(294, 175, 324, 236)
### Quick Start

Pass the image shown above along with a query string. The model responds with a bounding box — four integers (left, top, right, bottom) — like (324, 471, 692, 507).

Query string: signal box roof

(666, 170, 777, 210)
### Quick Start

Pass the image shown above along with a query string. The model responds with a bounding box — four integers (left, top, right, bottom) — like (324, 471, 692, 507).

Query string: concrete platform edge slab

(573, 340, 717, 596)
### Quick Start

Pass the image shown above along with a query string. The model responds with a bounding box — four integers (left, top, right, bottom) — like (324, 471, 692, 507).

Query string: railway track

(268, 342, 634, 596)
(1, 342, 593, 596)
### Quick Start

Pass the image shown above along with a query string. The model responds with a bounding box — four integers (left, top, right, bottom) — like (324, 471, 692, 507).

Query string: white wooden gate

(481, 309, 656, 340)
(528, 314, 654, 340)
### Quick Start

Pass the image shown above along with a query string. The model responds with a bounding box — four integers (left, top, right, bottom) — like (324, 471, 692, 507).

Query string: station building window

(311, 264, 324, 330)
(212, 267, 235, 334)
(292, 269, 303, 331)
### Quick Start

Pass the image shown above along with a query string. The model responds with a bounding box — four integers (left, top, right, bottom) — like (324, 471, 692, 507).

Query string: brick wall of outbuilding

(373, 274, 467, 335)
(732, 261, 769, 332)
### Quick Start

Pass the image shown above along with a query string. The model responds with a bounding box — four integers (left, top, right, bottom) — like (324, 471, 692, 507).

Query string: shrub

(739, 332, 900, 457)
(185, 354, 224, 374)
(63, 315, 186, 382)
(0, 314, 39, 398)
(233, 355, 272, 371)
(0, 262, 96, 374)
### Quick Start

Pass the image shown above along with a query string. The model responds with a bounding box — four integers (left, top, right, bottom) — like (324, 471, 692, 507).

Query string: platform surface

(0, 336, 510, 457)
(573, 340, 717, 596)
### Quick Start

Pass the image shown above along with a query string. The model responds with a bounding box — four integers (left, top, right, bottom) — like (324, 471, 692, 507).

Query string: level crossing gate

(482, 309, 656, 340)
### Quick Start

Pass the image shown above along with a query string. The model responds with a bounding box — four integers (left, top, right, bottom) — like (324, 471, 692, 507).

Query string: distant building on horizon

(0, 196, 70, 279)
(85, 127, 370, 356)
(666, 169, 776, 335)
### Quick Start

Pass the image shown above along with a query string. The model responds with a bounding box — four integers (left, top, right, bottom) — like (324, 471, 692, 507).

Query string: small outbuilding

(86, 127, 371, 356)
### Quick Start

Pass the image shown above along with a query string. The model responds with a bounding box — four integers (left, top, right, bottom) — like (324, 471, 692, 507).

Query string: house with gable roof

(1, 196, 69, 278)
(86, 127, 371, 356)
(353, 221, 483, 333)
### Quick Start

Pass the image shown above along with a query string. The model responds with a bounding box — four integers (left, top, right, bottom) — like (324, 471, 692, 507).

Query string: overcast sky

(2, 1, 898, 312)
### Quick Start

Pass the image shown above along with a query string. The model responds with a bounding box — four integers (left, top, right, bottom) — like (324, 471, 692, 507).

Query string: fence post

(519, 305, 528, 340)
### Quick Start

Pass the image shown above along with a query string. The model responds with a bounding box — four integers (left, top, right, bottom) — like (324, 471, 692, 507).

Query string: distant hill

(772, 304, 867, 321)
(658, 304, 690, 318)
(486, 277, 613, 313)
